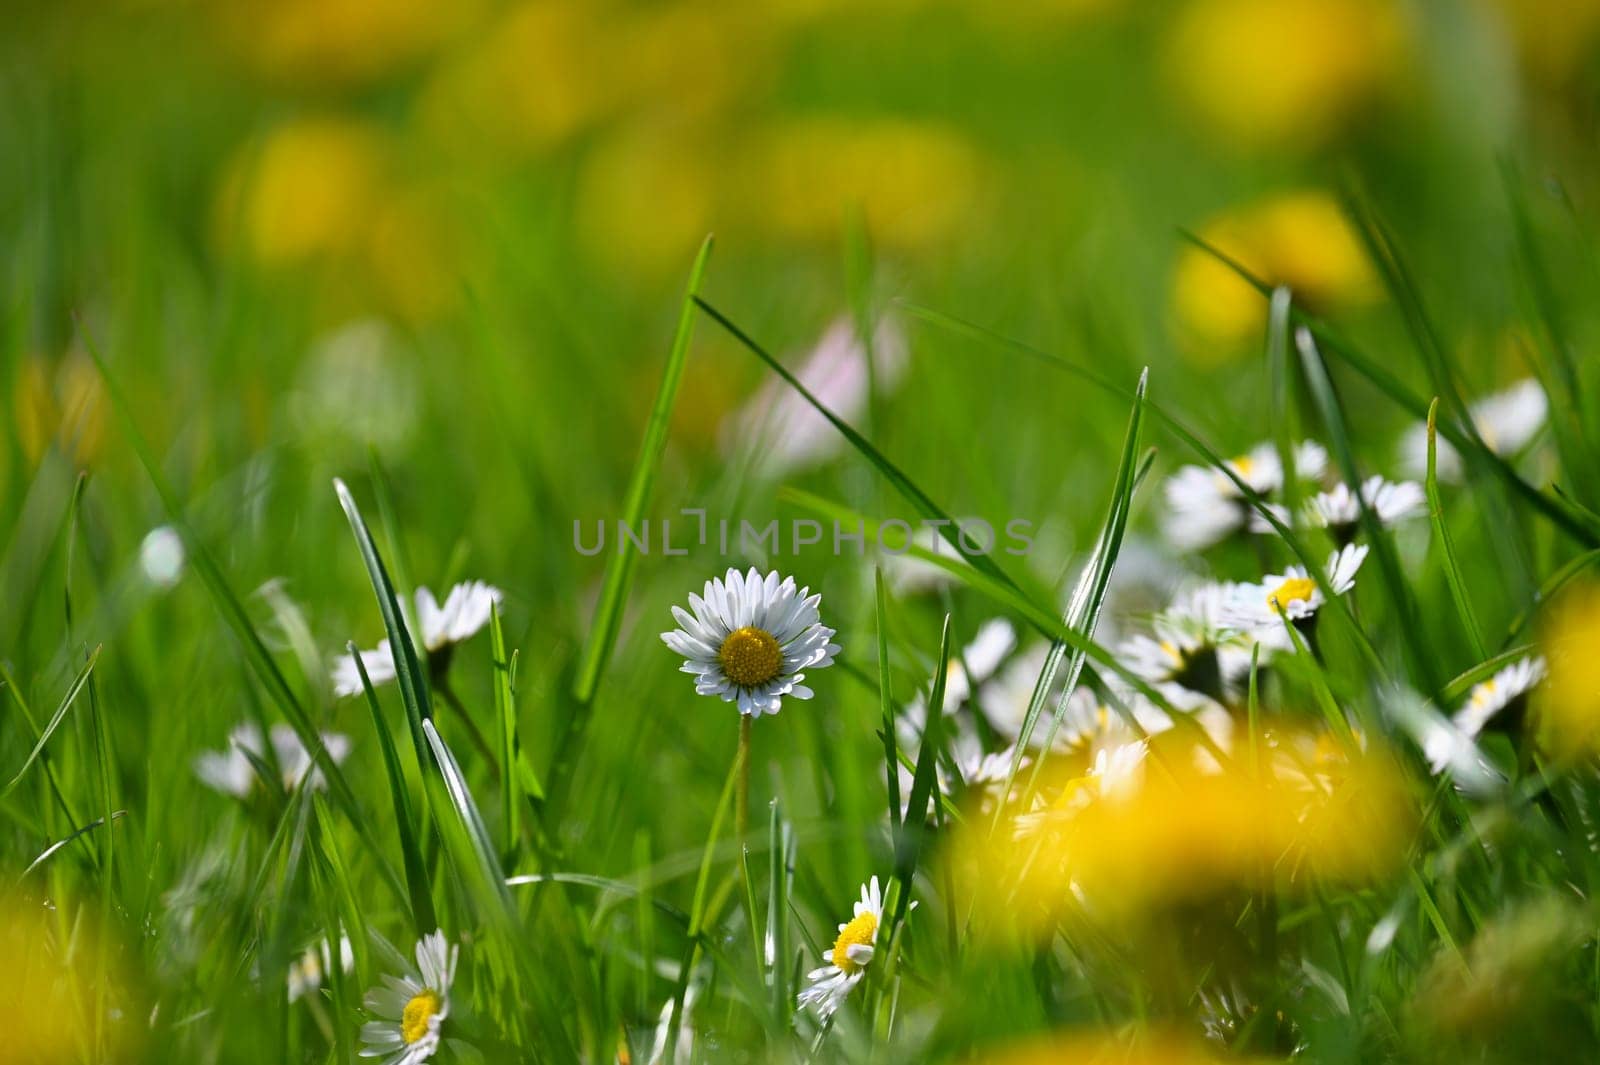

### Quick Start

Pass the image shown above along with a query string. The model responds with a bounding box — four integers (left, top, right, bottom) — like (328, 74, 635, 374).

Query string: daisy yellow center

(1231, 454, 1255, 477)
(1267, 577, 1317, 611)
(401, 989, 442, 1045)
(718, 626, 783, 688)
(831, 911, 878, 973)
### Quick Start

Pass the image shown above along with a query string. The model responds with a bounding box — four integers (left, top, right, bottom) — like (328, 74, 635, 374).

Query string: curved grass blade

(1503, 548, 1600, 647)
(352, 643, 437, 936)
(20, 811, 125, 879)
(573, 235, 714, 707)
(335, 478, 434, 767)
(1424, 400, 1488, 661)
(2, 645, 98, 798)
(891, 614, 951, 930)
(694, 297, 1024, 595)
(875, 569, 902, 833)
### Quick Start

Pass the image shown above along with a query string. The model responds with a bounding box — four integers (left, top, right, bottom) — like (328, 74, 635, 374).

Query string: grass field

(6, 2, 1600, 1062)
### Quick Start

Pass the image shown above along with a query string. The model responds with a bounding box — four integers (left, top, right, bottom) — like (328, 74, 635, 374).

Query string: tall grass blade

(2, 645, 97, 797)
(1424, 400, 1488, 661)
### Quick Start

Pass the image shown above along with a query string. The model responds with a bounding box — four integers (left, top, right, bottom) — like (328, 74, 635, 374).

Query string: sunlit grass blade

(1174, 231, 1600, 547)
(891, 613, 950, 931)
(694, 297, 1024, 595)
(352, 643, 437, 937)
(21, 810, 125, 878)
(1017, 369, 1146, 804)
(490, 602, 541, 863)
(1424, 399, 1488, 661)
(767, 799, 795, 1025)
(1294, 325, 1440, 696)
(1, 644, 98, 798)
(875, 568, 902, 834)
(335, 478, 435, 765)
(572, 235, 713, 709)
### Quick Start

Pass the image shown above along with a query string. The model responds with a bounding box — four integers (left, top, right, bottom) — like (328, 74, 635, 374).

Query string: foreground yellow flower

(1165, 0, 1404, 148)
(0, 896, 136, 1061)
(1535, 581, 1600, 759)
(1173, 191, 1377, 357)
(956, 726, 1412, 931)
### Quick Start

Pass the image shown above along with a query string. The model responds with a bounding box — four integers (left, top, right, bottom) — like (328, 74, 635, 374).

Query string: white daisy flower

(1453, 656, 1546, 739)
(195, 722, 351, 798)
(1120, 582, 1257, 704)
(1250, 476, 1427, 539)
(138, 525, 186, 589)
(727, 315, 907, 479)
(333, 582, 503, 697)
(661, 568, 839, 717)
(1162, 441, 1328, 550)
(288, 934, 355, 1003)
(360, 930, 458, 1065)
(797, 877, 884, 1019)
(1399, 378, 1548, 482)
(1223, 544, 1369, 638)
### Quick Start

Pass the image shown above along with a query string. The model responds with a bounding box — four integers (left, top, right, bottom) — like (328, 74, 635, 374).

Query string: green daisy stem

(736, 713, 752, 844)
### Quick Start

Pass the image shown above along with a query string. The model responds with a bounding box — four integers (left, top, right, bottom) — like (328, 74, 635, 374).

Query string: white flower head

(1252, 476, 1427, 537)
(360, 930, 458, 1065)
(1162, 441, 1327, 550)
(797, 877, 884, 1019)
(333, 582, 503, 697)
(1400, 378, 1548, 482)
(899, 619, 1017, 747)
(661, 568, 839, 717)
(1224, 544, 1368, 637)
(139, 525, 186, 589)
(288, 935, 355, 1003)
(727, 315, 908, 479)
(1454, 657, 1546, 739)
(195, 723, 351, 798)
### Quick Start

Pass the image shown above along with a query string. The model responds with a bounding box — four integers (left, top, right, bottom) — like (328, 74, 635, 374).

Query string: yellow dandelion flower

(1535, 581, 1600, 759)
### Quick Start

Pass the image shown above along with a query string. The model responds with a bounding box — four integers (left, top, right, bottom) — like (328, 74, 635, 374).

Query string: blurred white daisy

(194, 722, 351, 798)
(138, 525, 186, 589)
(333, 582, 503, 697)
(1224, 544, 1368, 637)
(661, 568, 839, 717)
(1453, 656, 1546, 739)
(1162, 441, 1327, 550)
(1119, 582, 1254, 705)
(288, 934, 355, 1003)
(898, 618, 1017, 747)
(1399, 378, 1548, 482)
(1250, 476, 1426, 540)
(797, 877, 884, 1019)
(360, 930, 457, 1065)
(726, 315, 907, 479)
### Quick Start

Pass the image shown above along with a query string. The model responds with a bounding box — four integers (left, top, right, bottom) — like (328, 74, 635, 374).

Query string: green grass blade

(573, 235, 713, 706)
(335, 477, 435, 767)
(875, 568, 902, 834)
(892, 613, 951, 928)
(1424, 399, 1488, 661)
(766, 799, 794, 1025)
(490, 602, 541, 862)
(694, 297, 1025, 595)
(352, 643, 437, 937)
(2, 645, 98, 798)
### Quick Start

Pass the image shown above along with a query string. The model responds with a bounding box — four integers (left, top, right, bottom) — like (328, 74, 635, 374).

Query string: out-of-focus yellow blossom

(576, 123, 717, 282)
(1, 896, 136, 1061)
(219, 117, 390, 268)
(1173, 191, 1377, 359)
(956, 727, 1411, 933)
(974, 1030, 1258, 1065)
(217, 0, 481, 87)
(1535, 581, 1600, 759)
(15, 353, 106, 467)
(364, 185, 466, 323)
(1166, 0, 1404, 148)
(1493, 0, 1600, 88)
(739, 117, 984, 251)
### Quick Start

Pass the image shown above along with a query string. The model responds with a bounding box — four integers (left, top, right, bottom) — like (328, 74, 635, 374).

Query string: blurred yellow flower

(738, 117, 984, 251)
(974, 1030, 1257, 1065)
(219, 117, 390, 268)
(1173, 191, 1377, 359)
(1166, 0, 1404, 148)
(364, 185, 466, 323)
(956, 726, 1412, 932)
(0, 896, 135, 1061)
(576, 122, 717, 282)
(15, 352, 106, 468)
(1535, 581, 1600, 759)
(218, 0, 480, 87)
